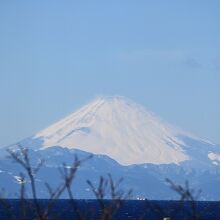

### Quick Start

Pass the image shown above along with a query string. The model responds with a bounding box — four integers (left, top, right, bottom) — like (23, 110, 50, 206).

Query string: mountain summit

(21, 96, 219, 167)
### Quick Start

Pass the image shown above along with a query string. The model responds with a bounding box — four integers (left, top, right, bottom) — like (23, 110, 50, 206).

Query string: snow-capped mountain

(21, 96, 219, 168)
(1, 96, 220, 200)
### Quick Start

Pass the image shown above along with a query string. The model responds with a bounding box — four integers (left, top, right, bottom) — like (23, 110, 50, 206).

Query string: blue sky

(0, 0, 219, 146)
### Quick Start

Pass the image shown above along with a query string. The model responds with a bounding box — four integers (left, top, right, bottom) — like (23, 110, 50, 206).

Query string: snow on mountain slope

(20, 96, 214, 166)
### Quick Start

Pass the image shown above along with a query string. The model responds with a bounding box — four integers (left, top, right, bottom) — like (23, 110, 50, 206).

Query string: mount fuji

(21, 96, 219, 168)
(1, 96, 220, 199)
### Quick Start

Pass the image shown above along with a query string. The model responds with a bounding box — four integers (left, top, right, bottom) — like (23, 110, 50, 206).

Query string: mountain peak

(94, 95, 126, 102)
(89, 95, 140, 110)
(27, 96, 193, 165)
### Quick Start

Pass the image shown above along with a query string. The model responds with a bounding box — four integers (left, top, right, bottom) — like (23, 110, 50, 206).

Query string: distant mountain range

(1, 96, 220, 200)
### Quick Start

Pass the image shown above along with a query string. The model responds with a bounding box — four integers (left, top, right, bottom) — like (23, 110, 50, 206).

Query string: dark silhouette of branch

(42, 154, 92, 220)
(19, 173, 27, 220)
(7, 144, 44, 220)
(59, 155, 84, 220)
(87, 174, 132, 220)
(166, 178, 201, 220)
